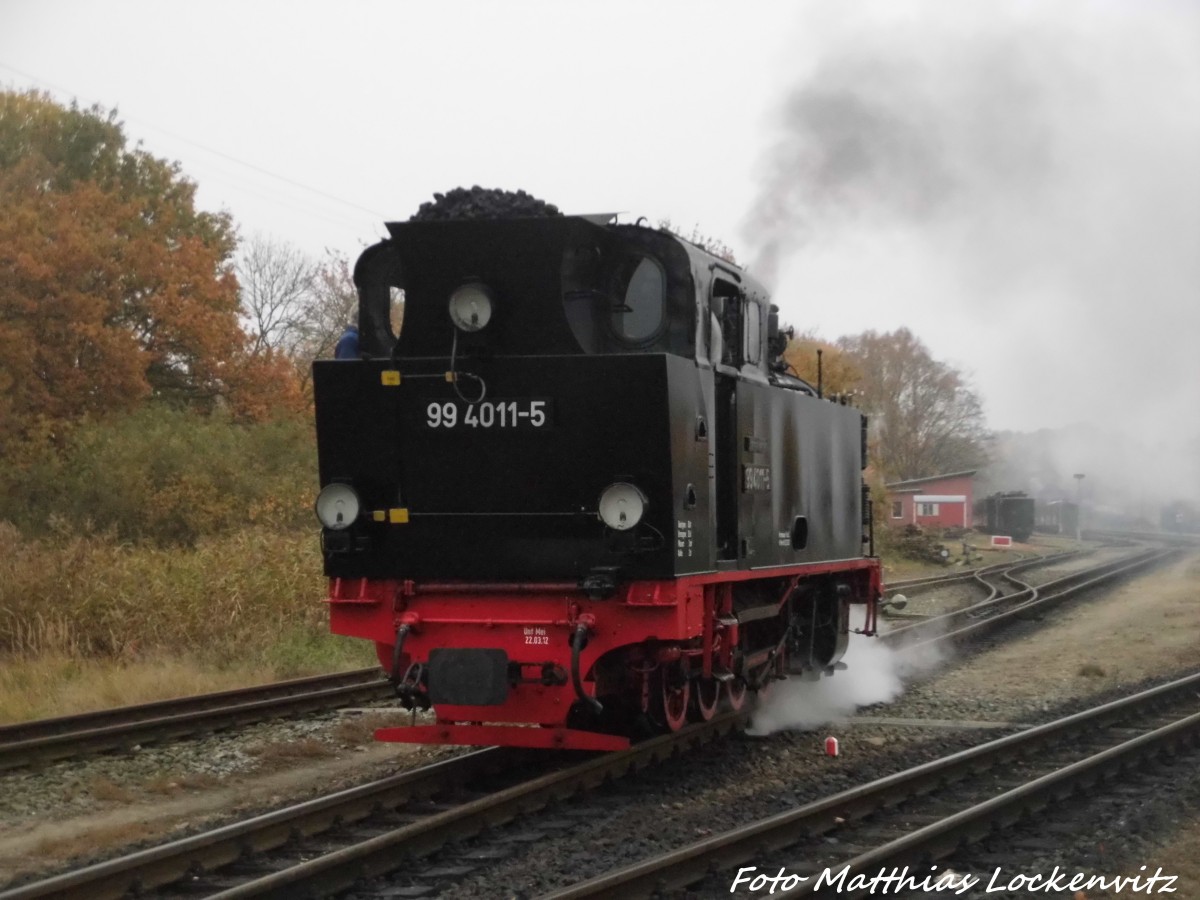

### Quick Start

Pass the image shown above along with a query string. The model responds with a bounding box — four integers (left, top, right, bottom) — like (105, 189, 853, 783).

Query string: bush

(880, 524, 953, 565)
(0, 406, 316, 545)
(0, 525, 347, 661)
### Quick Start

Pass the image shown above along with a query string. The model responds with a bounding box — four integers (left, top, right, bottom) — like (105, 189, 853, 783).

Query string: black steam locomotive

(313, 194, 882, 750)
(984, 491, 1036, 543)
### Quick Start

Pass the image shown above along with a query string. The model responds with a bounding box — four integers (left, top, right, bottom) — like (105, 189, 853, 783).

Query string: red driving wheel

(691, 677, 720, 722)
(724, 676, 747, 712)
(655, 664, 691, 732)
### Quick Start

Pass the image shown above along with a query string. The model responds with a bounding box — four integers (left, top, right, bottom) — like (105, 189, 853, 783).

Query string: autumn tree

(238, 243, 362, 395)
(837, 328, 988, 481)
(780, 329, 862, 397)
(0, 90, 301, 450)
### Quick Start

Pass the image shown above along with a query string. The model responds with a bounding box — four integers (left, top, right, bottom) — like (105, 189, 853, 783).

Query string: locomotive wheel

(654, 665, 690, 732)
(724, 677, 747, 712)
(690, 677, 720, 722)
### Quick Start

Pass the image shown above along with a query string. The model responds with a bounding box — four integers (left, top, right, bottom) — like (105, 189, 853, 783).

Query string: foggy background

(749, 0, 1200, 507)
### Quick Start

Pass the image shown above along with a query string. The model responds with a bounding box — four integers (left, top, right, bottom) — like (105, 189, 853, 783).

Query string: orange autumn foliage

(781, 329, 863, 397)
(0, 90, 303, 450)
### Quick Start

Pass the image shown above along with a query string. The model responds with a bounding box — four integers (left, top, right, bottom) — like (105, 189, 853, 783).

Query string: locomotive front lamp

(598, 482, 647, 531)
(315, 483, 361, 530)
(448, 282, 495, 332)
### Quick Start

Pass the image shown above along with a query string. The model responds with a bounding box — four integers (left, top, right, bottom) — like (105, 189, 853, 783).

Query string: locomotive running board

(374, 724, 631, 752)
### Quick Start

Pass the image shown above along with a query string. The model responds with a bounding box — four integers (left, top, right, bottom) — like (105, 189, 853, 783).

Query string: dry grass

(143, 771, 222, 795)
(32, 820, 161, 864)
(1137, 826, 1200, 898)
(332, 712, 412, 746)
(0, 653, 278, 724)
(86, 776, 135, 803)
(0, 526, 375, 723)
(1078, 663, 1107, 678)
(1082, 821, 1200, 899)
(248, 737, 337, 772)
(0, 525, 326, 659)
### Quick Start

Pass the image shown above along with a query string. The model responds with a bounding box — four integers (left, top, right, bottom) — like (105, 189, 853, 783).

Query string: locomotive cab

(313, 212, 882, 750)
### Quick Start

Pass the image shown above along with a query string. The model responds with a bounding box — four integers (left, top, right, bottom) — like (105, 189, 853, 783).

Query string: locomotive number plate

(425, 399, 551, 430)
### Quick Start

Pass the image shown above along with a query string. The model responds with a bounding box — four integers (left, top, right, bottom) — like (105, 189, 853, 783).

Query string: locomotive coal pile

(408, 186, 562, 221)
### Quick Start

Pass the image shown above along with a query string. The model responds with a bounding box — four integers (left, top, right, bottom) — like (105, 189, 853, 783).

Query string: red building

(885, 470, 977, 530)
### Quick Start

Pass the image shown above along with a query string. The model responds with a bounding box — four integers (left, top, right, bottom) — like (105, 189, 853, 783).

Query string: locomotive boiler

(313, 200, 882, 750)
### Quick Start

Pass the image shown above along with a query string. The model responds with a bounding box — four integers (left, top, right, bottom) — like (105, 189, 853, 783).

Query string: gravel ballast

(3, 544, 1197, 897)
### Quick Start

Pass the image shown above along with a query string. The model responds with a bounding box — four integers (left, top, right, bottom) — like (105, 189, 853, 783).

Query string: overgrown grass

(0, 525, 326, 657)
(0, 406, 378, 723)
(0, 526, 373, 722)
(0, 407, 316, 545)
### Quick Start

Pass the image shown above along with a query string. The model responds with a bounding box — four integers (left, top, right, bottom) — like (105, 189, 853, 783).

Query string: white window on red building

(891, 501, 903, 518)
(917, 502, 939, 516)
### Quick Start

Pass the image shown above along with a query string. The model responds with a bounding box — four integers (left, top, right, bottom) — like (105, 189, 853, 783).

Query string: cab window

(744, 301, 762, 366)
(611, 256, 665, 343)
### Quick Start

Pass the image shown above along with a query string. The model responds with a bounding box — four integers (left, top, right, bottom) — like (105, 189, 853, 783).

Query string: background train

(312, 188, 882, 751)
(980, 491, 1036, 543)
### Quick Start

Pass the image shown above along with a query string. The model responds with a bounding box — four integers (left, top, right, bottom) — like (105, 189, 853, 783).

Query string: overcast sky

(3, 1, 1198, 449)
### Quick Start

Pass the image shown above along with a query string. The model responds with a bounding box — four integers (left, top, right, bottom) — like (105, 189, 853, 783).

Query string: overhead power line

(0, 61, 389, 224)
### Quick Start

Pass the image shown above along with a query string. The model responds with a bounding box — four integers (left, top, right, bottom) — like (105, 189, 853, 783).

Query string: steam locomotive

(983, 491, 1036, 543)
(313, 196, 882, 750)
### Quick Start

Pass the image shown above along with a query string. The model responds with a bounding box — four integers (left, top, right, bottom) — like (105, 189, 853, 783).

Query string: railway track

(0, 668, 393, 771)
(1087, 528, 1200, 547)
(5, 545, 1182, 897)
(883, 548, 1077, 597)
(537, 670, 1200, 898)
(881, 549, 1086, 624)
(880, 545, 1175, 651)
(0, 711, 750, 900)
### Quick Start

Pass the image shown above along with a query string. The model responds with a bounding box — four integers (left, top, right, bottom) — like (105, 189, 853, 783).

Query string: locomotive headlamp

(598, 482, 647, 531)
(315, 483, 361, 530)
(448, 282, 495, 332)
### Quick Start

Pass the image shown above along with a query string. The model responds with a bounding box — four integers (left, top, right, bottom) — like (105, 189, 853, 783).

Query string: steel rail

(784, 711, 1200, 898)
(884, 557, 1029, 594)
(0, 711, 751, 900)
(0, 668, 393, 771)
(199, 711, 750, 900)
(0, 746, 520, 900)
(883, 549, 1081, 596)
(1087, 528, 1200, 547)
(880, 547, 1172, 650)
(537, 670, 1200, 899)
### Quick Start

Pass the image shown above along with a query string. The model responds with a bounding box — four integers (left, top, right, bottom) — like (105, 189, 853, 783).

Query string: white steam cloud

(749, 611, 947, 736)
(746, 1, 1200, 444)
